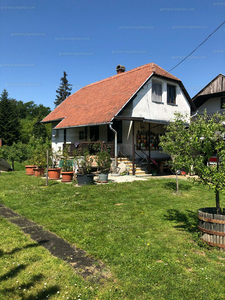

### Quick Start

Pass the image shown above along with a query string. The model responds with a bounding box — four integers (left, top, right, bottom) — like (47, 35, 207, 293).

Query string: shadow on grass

(164, 209, 198, 233)
(24, 285, 60, 300)
(0, 264, 27, 282)
(2, 243, 40, 257)
(163, 181, 193, 192)
(2, 272, 60, 300)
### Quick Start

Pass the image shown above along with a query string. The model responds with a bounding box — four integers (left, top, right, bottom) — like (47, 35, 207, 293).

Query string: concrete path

(0, 204, 110, 282)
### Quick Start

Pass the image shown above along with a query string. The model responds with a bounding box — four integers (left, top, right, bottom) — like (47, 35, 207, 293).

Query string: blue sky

(0, 0, 224, 111)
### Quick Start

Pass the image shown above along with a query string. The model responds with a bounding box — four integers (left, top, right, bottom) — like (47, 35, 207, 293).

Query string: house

(192, 73, 225, 116)
(42, 63, 195, 174)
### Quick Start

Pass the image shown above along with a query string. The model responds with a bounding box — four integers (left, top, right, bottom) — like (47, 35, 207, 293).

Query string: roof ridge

(78, 63, 180, 92)
(79, 63, 153, 91)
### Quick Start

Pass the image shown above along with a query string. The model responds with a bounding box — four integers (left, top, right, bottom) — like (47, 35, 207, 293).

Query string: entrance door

(90, 125, 99, 141)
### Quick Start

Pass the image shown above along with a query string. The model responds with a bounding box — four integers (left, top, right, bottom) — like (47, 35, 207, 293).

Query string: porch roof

(42, 63, 189, 129)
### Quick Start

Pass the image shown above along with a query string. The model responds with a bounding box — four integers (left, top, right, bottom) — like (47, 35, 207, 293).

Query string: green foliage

(74, 149, 93, 174)
(49, 148, 61, 168)
(54, 71, 72, 107)
(31, 146, 49, 168)
(97, 151, 111, 173)
(0, 142, 29, 170)
(60, 146, 74, 171)
(15, 100, 51, 120)
(160, 112, 225, 212)
(27, 136, 51, 166)
(0, 89, 21, 146)
(32, 114, 48, 140)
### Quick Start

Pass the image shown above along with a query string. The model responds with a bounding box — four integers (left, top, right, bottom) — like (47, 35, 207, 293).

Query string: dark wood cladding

(198, 207, 225, 247)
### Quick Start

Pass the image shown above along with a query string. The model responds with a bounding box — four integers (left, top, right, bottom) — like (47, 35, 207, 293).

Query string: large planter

(76, 173, 95, 186)
(33, 168, 45, 177)
(48, 168, 61, 180)
(25, 165, 36, 176)
(98, 173, 109, 183)
(61, 171, 74, 182)
(198, 207, 225, 248)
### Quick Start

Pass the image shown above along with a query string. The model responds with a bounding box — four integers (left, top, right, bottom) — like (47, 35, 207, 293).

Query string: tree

(54, 71, 72, 107)
(0, 142, 29, 170)
(32, 114, 47, 140)
(160, 112, 225, 214)
(0, 89, 21, 146)
(15, 100, 51, 119)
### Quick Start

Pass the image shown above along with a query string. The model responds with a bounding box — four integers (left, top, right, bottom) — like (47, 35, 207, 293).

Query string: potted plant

(74, 149, 95, 186)
(96, 151, 111, 183)
(60, 146, 74, 182)
(48, 149, 61, 180)
(32, 147, 47, 177)
(25, 144, 36, 175)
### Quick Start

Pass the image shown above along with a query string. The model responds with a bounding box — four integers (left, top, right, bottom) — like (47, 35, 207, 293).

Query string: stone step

(118, 157, 149, 175)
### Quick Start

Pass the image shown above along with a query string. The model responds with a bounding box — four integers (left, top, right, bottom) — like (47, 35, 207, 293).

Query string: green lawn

(1, 171, 225, 299)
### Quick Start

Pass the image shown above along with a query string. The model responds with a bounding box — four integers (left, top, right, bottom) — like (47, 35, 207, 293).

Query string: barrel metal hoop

(198, 225, 225, 236)
(198, 215, 225, 224)
(201, 238, 225, 248)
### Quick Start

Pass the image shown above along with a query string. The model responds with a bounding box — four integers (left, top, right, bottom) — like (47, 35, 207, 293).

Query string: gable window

(221, 97, 225, 109)
(152, 81, 162, 102)
(167, 85, 176, 105)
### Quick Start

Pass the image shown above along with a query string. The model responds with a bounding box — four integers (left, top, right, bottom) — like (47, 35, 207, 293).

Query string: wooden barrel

(198, 207, 225, 248)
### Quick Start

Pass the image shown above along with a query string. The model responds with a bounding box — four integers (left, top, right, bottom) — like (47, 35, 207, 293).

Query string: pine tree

(54, 71, 72, 107)
(0, 89, 21, 146)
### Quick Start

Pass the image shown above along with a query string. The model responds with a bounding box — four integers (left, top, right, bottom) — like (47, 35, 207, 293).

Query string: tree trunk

(216, 153, 221, 214)
(216, 190, 221, 214)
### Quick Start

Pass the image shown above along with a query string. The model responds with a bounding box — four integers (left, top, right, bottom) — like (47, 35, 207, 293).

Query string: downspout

(109, 123, 117, 170)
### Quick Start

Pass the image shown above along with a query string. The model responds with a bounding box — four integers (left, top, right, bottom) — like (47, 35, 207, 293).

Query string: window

(221, 97, 225, 109)
(167, 85, 176, 104)
(152, 81, 162, 102)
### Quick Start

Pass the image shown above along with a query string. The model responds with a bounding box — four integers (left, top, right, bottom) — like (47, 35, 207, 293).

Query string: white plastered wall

(197, 97, 223, 114)
(119, 76, 191, 158)
(52, 124, 109, 151)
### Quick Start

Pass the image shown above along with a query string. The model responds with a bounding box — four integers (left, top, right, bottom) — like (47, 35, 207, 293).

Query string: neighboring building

(42, 63, 195, 174)
(192, 74, 225, 115)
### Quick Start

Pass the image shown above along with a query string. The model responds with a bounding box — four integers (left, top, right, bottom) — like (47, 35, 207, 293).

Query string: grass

(1, 171, 225, 299)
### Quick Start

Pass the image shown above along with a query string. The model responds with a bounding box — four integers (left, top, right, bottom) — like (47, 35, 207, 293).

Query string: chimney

(116, 65, 126, 74)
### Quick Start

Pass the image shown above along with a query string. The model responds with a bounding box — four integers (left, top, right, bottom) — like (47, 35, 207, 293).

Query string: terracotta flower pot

(48, 168, 61, 180)
(33, 168, 45, 177)
(61, 171, 74, 182)
(25, 165, 36, 176)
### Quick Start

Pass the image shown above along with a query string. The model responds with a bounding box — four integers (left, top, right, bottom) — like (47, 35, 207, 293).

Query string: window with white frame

(167, 84, 176, 104)
(152, 80, 162, 102)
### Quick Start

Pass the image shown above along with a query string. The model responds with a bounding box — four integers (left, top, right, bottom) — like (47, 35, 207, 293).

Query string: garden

(1, 169, 225, 299)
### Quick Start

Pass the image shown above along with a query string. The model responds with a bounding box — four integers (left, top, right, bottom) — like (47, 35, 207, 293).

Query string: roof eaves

(192, 73, 225, 102)
(42, 117, 64, 124)
(54, 121, 111, 130)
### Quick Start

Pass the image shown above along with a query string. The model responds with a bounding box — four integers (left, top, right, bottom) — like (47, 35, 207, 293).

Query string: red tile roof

(42, 63, 181, 129)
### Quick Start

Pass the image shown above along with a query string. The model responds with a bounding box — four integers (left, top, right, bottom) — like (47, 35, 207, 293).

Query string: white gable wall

(121, 77, 190, 121)
(197, 97, 223, 114)
(120, 76, 191, 158)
